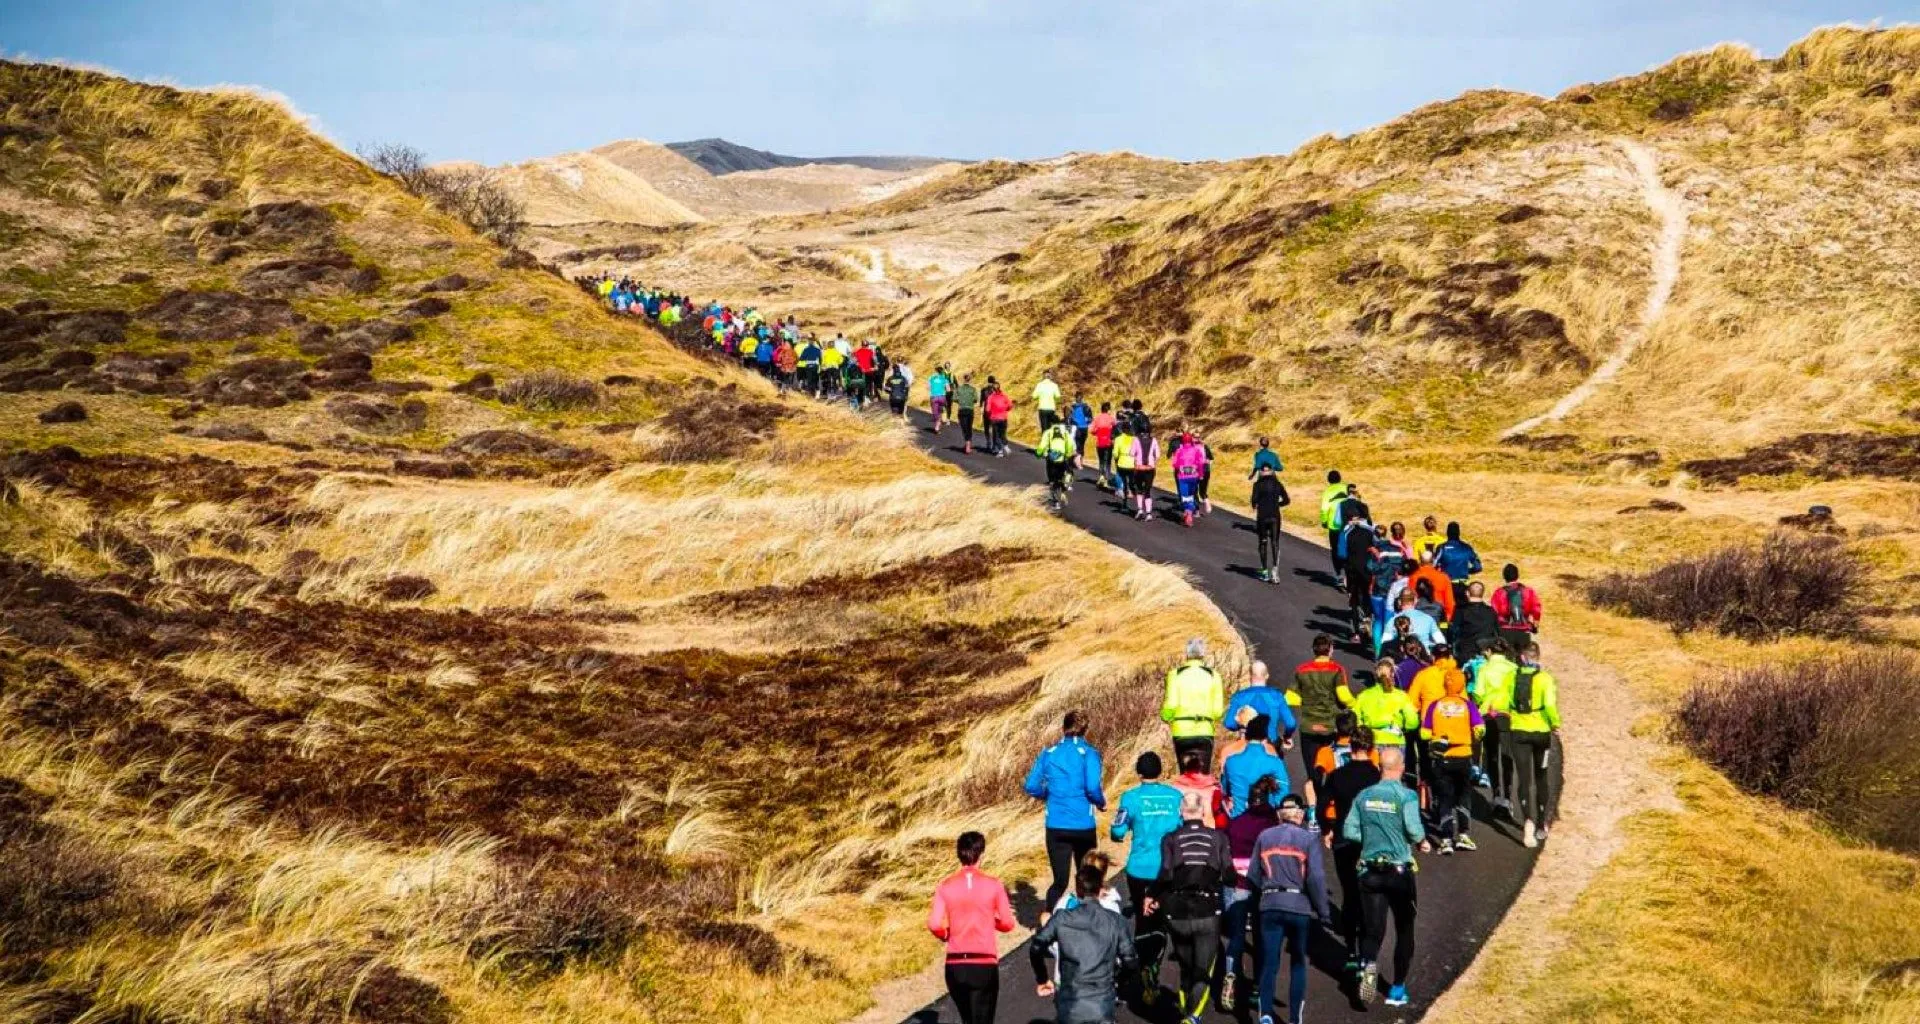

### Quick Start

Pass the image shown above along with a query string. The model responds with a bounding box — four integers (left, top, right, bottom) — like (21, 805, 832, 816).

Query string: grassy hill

(0, 61, 1233, 1024)
(887, 28, 1920, 458)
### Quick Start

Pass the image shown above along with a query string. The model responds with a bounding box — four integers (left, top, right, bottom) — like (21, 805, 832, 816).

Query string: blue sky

(6, 1, 1916, 164)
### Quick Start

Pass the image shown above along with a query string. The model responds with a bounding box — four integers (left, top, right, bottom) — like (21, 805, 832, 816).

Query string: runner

(1149, 791, 1234, 1023)
(1222, 660, 1296, 768)
(1222, 715, 1291, 819)
(1111, 752, 1183, 960)
(1352, 658, 1419, 770)
(1344, 745, 1424, 1008)
(1421, 667, 1484, 854)
(1196, 433, 1216, 516)
(843, 353, 868, 410)
(1473, 639, 1519, 818)
(1221, 776, 1281, 1014)
(954, 373, 979, 453)
(1162, 639, 1225, 764)
(1292, 634, 1354, 789)
(1506, 642, 1561, 848)
(1367, 525, 1409, 654)
(1318, 471, 1348, 576)
(1318, 728, 1380, 962)
(1091, 401, 1118, 491)
(1248, 792, 1332, 1024)
(1038, 418, 1079, 510)
(1129, 427, 1161, 521)
(1068, 394, 1094, 461)
(1433, 521, 1484, 608)
(1032, 855, 1137, 1024)
(1171, 432, 1206, 527)
(1251, 466, 1290, 583)
(1450, 581, 1502, 662)
(1168, 747, 1228, 829)
(1032, 370, 1063, 431)
(928, 364, 951, 433)
(1247, 436, 1283, 479)
(1491, 563, 1543, 656)
(854, 339, 879, 398)
(1414, 515, 1446, 564)
(886, 367, 911, 419)
(927, 831, 1017, 1024)
(1408, 554, 1455, 623)
(1112, 416, 1137, 501)
(1340, 502, 1376, 644)
(1022, 711, 1108, 912)
(820, 337, 846, 397)
(984, 380, 1013, 457)
(772, 335, 798, 395)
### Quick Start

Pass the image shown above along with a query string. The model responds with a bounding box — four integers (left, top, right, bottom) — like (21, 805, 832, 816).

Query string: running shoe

(1438, 838, 1454, 855)
(1358, 962, 1379, 1004)
(1455, 834, 1478, 852)
(1259, 1017, 1275, 1024)
(1385, 984, 1409, 1007)
(1220, 976, 1235, 1011)
(1523, 820, 1538, 848)
(1183, 511, 1194, 527)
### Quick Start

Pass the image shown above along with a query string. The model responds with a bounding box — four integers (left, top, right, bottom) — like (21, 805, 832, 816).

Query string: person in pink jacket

(1170, 432, 1208, 527)
(929, 831, 1017, 1024)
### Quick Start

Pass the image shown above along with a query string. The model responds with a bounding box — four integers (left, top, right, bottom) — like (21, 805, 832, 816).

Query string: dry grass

(0, 58, 1241, 1024)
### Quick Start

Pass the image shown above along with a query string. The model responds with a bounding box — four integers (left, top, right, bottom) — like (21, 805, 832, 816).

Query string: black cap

(1279, 793, 1307, 810)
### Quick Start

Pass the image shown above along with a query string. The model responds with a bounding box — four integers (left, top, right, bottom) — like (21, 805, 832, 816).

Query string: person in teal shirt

(1342, 746, 1425, 1008)
(1247, 435, 1284, 479)
(1109, 751, 1183, 908)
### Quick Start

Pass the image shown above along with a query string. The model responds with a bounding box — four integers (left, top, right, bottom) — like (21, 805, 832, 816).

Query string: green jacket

(1161, 659, 1225, 739)
(953, 383, 980, 410)
(1506, 666, 1561, 734)
(1319, 483, 1348, 530)
(1351, 684, 1419, 745)
(1342, 779, 1424, 865)
(1475, 654, 1517, 716)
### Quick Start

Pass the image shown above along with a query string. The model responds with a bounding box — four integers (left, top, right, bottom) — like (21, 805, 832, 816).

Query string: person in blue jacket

(1224, 660, 1298, 750)
(1222, 715, 1292, 815)
(1068, 396, 1095, 461)
(1025, 710, 1108, 914)
(1432, 521, 1484, 608)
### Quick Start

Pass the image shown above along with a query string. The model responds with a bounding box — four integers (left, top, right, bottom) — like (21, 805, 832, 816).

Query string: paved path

(898, 413, 1542, 1024)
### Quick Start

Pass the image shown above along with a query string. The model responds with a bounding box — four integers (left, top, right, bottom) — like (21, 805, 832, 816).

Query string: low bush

(1676, 649, 1920, 852)
(496, 370, 601, 411)
(362, 143, 526, 249)
(1583, 531, 1865, 639)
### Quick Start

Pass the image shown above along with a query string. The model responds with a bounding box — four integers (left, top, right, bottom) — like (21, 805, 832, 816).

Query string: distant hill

(667, 137, 958, 176)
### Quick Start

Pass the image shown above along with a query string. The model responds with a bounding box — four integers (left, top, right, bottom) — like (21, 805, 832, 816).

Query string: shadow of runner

(1011, 880, 1046, 929)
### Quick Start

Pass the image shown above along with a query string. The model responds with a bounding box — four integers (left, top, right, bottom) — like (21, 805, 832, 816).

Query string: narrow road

(1504, 138, 1687, 438)
(898, 413, 1543, 1024)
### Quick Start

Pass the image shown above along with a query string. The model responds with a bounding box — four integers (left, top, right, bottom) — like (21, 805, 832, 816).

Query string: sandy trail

(1504, 139, 1687, 438)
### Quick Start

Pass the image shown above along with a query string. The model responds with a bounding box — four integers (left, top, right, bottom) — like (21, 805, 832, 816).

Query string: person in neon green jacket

(1504, 642, 1561, 847)
(1472, 641, 1519, 815)
(1162, 638, 1226, 764)
(1351, 658, 1419, 760)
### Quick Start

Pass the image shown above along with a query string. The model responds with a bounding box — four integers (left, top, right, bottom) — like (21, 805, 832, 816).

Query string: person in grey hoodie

(1032, 856, 1139, 1023)
(1245, 793, 1333, 1024)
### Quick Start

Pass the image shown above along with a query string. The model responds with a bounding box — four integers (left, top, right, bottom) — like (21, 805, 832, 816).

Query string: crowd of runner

(581, 272, 1563, 1024)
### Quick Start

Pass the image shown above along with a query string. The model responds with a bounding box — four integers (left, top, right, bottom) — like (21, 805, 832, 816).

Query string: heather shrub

(1676, 649, 1920, 852)
(1584, 532, 1864, 638)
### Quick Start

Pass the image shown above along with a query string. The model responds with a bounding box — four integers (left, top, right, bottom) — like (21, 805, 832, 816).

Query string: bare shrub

(1582, 532, 1865, 639)
(1676, 650, 1920, 852)
(361, 143, 527, 248)
(497, 371, 600, 411)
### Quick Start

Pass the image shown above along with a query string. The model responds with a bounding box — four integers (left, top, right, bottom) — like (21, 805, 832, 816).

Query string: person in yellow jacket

(1112, 426, 1139, 501)
(1505, 641, 1561, 848)
(1319, 470, 1350, 575)
(1472, 640, 1519, 817)
(1162, 638, 1226, 764)
(1350, 657, 1420, 770)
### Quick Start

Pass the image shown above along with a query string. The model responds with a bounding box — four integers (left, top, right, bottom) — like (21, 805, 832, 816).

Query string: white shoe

(1523, 820, 1538, 848)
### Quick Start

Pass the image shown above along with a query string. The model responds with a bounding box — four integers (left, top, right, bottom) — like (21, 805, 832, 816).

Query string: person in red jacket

(929, 830, 1017, 1024)
(1490, 563, 1543, 655)
(983, 380, 1014, 457)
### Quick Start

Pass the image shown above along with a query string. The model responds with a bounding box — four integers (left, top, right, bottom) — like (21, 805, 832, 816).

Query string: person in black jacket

(1250, 466, 1290, 584)
(1317, 729, 1382, 962)
(1148, 791, 1236, 1018)
(1449, 581, 1502, 661)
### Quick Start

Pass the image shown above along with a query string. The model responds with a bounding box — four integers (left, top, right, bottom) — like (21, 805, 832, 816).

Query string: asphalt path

(897, 410, 1543, 1024)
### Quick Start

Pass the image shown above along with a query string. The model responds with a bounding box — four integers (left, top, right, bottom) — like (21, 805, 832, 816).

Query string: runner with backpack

(1491, 563, 1543, 655)
(1038, 419, 1080, 510)
(1505, 642, 1561, 848)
